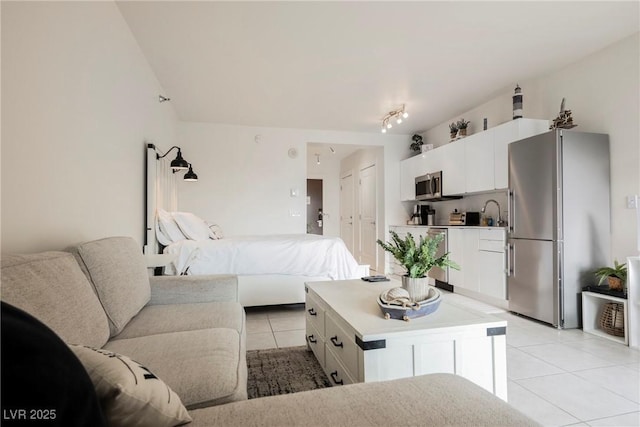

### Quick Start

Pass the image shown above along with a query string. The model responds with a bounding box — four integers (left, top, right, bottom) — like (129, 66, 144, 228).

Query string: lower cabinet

(447, 227, 506, 301)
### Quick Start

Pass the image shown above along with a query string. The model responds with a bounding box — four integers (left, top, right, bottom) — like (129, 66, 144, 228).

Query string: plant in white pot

(377, 231, 459, 302)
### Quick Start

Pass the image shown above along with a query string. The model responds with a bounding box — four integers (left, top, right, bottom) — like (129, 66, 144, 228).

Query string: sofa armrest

(148, 275, 238, 305)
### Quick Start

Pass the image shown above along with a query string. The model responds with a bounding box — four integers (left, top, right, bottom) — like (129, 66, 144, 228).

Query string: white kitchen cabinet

(459, 228, 480, 292)
(438, 139, 465, 195)
(464, 129, 495, 193)
(477, 229, 507, 300)
(399, 155, 421, 201)
(493, 119, 549, 189)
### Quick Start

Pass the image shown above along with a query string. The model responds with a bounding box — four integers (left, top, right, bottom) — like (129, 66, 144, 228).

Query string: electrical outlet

(627, 195, 638, 209)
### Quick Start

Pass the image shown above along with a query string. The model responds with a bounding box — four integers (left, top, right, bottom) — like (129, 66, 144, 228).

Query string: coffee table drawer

(306, 322, 325, 367)
(305, 294, 325, 337)
(325, 346, 355, 386)
(325, 313, 358, 378)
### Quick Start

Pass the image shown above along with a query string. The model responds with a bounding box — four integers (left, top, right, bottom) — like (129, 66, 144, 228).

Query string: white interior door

(340, 173, 355, 256)
(359, 164, 377, 270)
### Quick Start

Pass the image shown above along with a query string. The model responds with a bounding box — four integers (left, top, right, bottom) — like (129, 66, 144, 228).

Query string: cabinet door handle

(330, 336, 343, 348)
(307, 334, 317, 344)
(308, 308, 317, 316)
(330, 371, 344, 385)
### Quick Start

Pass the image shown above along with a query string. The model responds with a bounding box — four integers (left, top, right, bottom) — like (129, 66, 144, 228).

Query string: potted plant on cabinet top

(410, 134, 423, 153)
(456, 118, 470, 137)
(594, 260, 627, 291)
(377, 231, 459, 302)
(449, 122, 458, 140)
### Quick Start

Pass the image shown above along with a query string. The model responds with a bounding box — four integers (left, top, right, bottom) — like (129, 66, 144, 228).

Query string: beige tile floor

(245, 292, 640, 427)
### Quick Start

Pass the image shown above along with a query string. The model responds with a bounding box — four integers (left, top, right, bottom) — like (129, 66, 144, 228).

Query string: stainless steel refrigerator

(507, 129, 610, 328)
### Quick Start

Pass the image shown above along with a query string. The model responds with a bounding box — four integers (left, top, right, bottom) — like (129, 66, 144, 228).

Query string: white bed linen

(163, 234, 360, 279)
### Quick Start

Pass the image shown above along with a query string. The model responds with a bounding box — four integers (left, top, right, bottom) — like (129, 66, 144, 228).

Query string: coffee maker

(420, 205, 435, 226)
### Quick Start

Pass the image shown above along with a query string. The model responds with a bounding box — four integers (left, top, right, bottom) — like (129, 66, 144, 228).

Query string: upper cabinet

(400, 119, 549, 200)
(464, 129, 495, 193)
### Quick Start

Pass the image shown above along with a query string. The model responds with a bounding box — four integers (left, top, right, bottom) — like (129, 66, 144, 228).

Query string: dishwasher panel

(427, 228, 448, 285)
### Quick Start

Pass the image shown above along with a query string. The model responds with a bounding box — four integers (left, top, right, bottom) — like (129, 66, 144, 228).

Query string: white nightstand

(145, 253, 177, 276)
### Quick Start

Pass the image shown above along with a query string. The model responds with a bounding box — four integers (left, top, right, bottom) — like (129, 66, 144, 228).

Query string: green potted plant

(449, 122, 458, 140)
(377, 231, 459, 302)
(594, 260, 627, 291)
(456, 118, 470, 137)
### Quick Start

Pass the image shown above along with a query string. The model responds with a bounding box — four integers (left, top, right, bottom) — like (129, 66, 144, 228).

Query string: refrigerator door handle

(506, 242, 514, 276)
(508, 189, 514, 233)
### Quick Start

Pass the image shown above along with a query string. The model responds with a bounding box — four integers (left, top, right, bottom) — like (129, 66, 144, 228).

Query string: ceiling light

(381, 104, 408, 134)
(315, 154, 320, 165)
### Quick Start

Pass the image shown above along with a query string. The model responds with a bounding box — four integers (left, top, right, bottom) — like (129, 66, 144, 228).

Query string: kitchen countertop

(391, 224, 507, 230)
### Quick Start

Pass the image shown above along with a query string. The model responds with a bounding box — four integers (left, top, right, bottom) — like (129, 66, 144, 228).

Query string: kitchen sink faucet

(481, 199, 504, 226)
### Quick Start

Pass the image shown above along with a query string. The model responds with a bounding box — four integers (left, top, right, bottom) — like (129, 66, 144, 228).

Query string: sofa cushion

(114, 301, 245, 340)
(0, 252, 110, 348)
(104, 328, 247, 408)
(69, 345, 192, 427)
(188, 373, 539, 427)
(71, 237, 150, 336)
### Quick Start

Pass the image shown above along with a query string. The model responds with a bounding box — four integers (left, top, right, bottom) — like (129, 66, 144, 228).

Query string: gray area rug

(247, 345, 332, 399)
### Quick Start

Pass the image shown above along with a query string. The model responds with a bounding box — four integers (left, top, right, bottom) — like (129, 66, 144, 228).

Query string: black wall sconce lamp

(156, 145, 198, 181)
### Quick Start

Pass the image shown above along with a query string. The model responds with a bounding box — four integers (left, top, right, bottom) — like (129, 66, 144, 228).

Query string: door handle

(506, 243, 514, 276)
(508, 190, 514, 233)
(307, 334, 317, 344)
(307, 308, 317, 316)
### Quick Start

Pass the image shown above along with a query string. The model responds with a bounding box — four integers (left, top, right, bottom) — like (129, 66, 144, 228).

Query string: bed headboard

(145, 143, 178, 255)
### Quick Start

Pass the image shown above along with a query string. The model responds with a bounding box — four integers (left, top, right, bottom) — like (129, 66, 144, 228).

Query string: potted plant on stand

(594, 260, 627, 291)
(377, 231, 459, 302)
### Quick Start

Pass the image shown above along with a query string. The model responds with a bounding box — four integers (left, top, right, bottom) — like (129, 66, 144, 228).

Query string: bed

(144, 144, 368, 307)
(162, 233, 368, 306)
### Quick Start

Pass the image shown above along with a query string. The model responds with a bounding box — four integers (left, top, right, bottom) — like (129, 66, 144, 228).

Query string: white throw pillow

(206, 222, 224, 240)
(69, 345, 192, 427)
(157, 209, 186, 243)
(172, 211, 211, 241)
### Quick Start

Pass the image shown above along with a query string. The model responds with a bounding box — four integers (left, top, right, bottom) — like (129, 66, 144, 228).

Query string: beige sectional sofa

(1, 236, 539, 426)
(1, 236, 247, 409)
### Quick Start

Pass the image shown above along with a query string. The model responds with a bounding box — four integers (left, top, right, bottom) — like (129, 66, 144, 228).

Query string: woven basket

(599, 302, 625, 337)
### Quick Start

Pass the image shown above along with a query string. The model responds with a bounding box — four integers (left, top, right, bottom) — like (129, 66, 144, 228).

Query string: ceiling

(117, 1, 639, 135)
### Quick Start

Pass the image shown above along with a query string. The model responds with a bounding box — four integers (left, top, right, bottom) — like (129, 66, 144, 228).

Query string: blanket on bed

(164, 234, 360, 279)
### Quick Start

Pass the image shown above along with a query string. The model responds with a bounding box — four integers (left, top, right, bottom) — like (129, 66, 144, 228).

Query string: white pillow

(172, 211, 211, 241)
(157, 209, 186, 243)
(69, 345, 192, 427)
(155, 218, 172, 247)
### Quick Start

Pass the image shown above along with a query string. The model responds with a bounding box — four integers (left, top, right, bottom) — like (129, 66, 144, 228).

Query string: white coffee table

(305, 279, 508, 400)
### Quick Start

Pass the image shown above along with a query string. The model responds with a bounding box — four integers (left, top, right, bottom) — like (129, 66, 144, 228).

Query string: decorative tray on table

(377, 286, 442, 321)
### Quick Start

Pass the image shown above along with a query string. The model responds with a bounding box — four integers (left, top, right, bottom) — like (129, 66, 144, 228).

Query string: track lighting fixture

(381, 104, 409, 133)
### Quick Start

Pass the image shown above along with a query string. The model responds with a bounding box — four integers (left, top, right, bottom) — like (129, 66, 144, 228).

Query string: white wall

(422, 33, 640, 261)
(1, 1, 178, 253)
(176, 122, 408, 240)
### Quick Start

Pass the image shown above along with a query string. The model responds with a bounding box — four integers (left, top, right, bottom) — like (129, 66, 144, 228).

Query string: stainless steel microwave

(415, 171, 462, 201)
